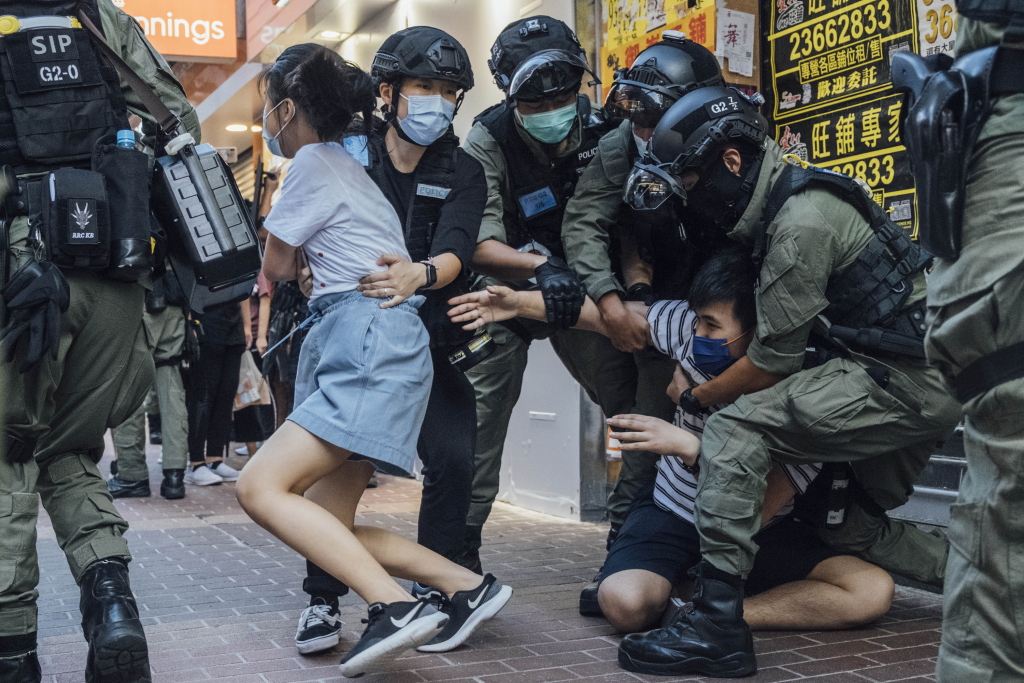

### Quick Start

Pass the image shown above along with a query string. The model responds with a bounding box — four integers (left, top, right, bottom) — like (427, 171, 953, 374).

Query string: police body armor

(0, 0, 153, 281)
(475, 95, 615, 259)
(754, 163, 932, 358)
(355, 125, 474, 351)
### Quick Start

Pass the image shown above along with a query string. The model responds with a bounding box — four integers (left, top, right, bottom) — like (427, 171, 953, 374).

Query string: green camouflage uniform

(110, 305, 189, 482)
(0, 0, 200, 638)
(561, 119, 678, 524)
(691, 141, 962, 585)
(464, 114, 662, 528)
(929, 17, 1024, 682)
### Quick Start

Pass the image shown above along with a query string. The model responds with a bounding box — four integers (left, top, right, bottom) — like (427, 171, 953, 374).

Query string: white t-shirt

(263, 142, 409, 300)
(646, 300, 821, 525)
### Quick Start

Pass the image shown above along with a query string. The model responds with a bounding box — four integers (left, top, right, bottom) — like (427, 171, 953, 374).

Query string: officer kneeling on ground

(0, 1, 200, 681)
(614, 87, 962, 677)
(462, 16, 631, 566)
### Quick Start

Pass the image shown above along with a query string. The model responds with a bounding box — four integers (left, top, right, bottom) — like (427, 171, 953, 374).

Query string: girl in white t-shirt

(235, 45, 504, 678)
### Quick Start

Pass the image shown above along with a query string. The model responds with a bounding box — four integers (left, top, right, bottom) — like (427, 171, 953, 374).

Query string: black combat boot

(147, 414, 161, 445)
(458, 525, 484, 575)
(160, 469, 185, 499)
(618, 561, 756, 678)
(107, 476, 151, 499)
(579, 570, 604, 617)
(0, 634, 41, 683)
(79, 559, 151, 683)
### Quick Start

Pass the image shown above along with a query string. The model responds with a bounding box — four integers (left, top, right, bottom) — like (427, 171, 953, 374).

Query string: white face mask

(397, 93, 456, 146)
(262, 99, 293, 158)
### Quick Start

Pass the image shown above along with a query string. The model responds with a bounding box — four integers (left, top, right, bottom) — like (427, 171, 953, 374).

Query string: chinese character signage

(776, 93, 918, 236)
(600, 0, 716, 88)
(765, 0, 959, 239)
(768, 0, 918, 120)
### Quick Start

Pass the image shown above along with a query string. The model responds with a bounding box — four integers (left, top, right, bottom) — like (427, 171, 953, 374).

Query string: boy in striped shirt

(449, 249, 896, 634)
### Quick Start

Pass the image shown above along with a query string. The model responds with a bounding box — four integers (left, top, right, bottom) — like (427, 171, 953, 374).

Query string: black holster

(892, 23, 1024, 260)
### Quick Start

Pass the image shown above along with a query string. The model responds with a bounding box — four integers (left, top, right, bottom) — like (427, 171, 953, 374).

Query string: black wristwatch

(418, 261, 437, 291)
(679, 388, 704, 416)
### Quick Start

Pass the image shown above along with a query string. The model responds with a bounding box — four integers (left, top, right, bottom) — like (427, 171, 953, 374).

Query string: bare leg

(246, 441, 258, 456)
(744, 555, 895, 631)
(598, 569, 673, 633)
(306, 463, 482, 597)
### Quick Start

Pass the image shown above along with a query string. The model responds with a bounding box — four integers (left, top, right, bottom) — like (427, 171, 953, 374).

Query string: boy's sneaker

(295, 598, 342, 654)
(209, 461, 240, 481)
(416, 574, 512, 653)
(184, 465, 223, 486)
(338, 600, 447, 678)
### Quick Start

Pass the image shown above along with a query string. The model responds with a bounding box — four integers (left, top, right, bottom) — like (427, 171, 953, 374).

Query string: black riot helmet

(371, 26, 474, 93)
(488, 16, 599, 101)
(605, 31, 725, 129)
(624, 86, 768, 212)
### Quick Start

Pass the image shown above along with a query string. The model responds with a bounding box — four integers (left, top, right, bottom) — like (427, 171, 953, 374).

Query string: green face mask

(516, 101, 578, 144)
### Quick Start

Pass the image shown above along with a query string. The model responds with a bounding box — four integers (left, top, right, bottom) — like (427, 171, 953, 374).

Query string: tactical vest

(0, 0, 129, 175)
(362, 126, 458, 262)
(754, 164, 932, 332)
(475, 95, 615, 259)
(955, 0, 1024, 22)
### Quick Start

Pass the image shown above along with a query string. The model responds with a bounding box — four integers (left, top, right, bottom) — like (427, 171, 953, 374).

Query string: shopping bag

(235, 350, 272, 410)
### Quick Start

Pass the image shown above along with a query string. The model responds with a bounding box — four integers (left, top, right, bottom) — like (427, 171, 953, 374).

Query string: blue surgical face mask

(262, 99, 293, 158)
(397, 94, 455, 146)
(692, 334, 744, 376)
(515, 101, 577, 145)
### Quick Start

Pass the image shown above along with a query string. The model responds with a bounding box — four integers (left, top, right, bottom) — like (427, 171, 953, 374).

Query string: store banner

(115, 0, 236, 61)
(600, 0, 717, 88)
(765, 0, 959, 239)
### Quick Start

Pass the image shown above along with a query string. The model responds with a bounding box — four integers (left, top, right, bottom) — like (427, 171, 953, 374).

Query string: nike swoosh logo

(467, 585, 489, 610)
(391, 603, 423, 628)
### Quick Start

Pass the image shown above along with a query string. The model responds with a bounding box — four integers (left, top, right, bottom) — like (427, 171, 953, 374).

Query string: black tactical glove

(534, 256, 587, 330)
(183, 314, 203, 365)
(0, 260, 70, 371)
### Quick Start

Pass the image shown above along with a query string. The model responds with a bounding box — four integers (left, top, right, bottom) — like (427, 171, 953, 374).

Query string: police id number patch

(28, 29, 83, 87)
(517, 186, 557, 218)
(67, 198, 99, 244)
(703, 94, 742, 119)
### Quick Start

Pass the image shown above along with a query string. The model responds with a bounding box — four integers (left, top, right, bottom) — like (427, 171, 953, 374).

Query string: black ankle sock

(309, 594, 339, 610)
(0, 632, 36, 657)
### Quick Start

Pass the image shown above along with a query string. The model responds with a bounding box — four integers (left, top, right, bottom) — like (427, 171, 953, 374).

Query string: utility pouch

(92, 134, 151, 281)
(32, 167, 109, 269)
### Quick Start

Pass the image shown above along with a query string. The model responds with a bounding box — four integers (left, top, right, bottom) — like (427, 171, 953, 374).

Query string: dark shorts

(602, 484, 841, 596)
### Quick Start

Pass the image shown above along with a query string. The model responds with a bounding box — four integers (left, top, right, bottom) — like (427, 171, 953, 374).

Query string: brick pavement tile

(36, 447, 947, 682)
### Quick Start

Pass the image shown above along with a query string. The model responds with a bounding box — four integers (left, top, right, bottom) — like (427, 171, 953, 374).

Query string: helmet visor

(623, 162, 686, 211)
(604, 81, 675, 128)
(508, 49, 597, 100)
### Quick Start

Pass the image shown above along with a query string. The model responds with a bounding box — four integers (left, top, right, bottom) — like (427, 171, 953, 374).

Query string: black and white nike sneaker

(295, 598, 342, 655)
(416, 574, 513, 653)
(338, 600, 447, 678)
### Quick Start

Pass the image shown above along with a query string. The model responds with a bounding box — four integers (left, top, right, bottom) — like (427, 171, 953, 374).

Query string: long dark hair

(258, 43, 375, 142)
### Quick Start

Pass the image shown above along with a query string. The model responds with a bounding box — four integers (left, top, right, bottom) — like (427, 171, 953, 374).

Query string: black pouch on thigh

(93, 134, 152, 281)
(30, 167, 110, 269)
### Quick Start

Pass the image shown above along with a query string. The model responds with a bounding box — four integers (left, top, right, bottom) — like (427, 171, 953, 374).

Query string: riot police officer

(462, 16, 631, 565)
(293, 26, 488, 656)
(893, 4, 1024, 679)
(562, 32, 726, 544)
(0, 1, 201, 681)
(614, 87, 961, 677)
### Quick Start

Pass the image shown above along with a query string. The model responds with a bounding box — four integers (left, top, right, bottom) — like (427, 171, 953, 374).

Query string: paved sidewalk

(34, 440, 943, 682)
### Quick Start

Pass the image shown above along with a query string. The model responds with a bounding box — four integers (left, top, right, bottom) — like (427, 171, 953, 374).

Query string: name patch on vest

(28, 29, 83, 88)
(517, 186, 557, 218)
(67, 198, 98, 244)
(416, 184, 451, 200)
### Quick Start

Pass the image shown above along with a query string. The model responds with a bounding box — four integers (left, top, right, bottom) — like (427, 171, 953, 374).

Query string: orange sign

(114, 0, 236, 61)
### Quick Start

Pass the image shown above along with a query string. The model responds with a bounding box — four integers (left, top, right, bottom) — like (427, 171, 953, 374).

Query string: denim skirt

(290, 290, 433, 476)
